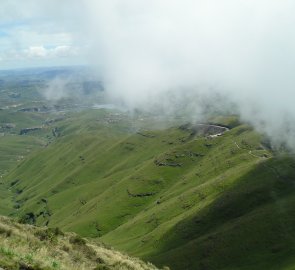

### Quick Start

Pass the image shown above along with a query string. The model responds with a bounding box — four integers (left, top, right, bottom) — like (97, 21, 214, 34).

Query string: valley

(1, 68, 295, 270)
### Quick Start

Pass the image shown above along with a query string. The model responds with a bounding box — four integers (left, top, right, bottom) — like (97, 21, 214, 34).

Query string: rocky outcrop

(18, 107, 40, 112)
(45, 117, 65, 125)
(52, 127, 60, 137)
(127, 189, 156, 197)
(193, 124, 228, 136)
(18, 105, 51, 113)
(154, 159, 182, 167)
(20, 127, 42, 135)
(136, 131, 155, 138)
(179, 123, 229, 137)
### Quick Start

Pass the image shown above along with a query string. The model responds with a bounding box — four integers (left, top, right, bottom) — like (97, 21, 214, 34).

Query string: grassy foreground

(0, 215, 162, 270)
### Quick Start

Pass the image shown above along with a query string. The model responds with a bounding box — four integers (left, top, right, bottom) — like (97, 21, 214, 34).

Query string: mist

(77, 0, 295, 150)
(4, 0, 295, 150)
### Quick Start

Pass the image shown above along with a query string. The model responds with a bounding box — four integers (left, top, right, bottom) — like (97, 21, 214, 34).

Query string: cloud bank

(2, 0, 295, 150)
(79, 0, 295, 150)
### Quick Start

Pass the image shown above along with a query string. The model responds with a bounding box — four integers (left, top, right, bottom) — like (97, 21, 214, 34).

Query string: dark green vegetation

(1, 68, 295, 270)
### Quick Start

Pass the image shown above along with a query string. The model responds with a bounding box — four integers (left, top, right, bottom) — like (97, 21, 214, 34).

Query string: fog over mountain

(3, 0, 295, 149)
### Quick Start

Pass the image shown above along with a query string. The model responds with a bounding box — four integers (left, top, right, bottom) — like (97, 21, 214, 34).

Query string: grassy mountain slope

(2, 112, 295, 270)
(0, 215, 160, 270)
(0, 109, 55, 215)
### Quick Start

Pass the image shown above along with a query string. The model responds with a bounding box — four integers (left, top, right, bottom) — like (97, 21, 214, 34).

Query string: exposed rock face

(18, 105, 51, 113)
(20, 127, 42, 135)
(18, 107, 40, 112)
(45, 117, 65, 125)
(137, 131, 155, 138)
(154, 160, 182, 167)
(194, 124, 228, 135)
(52, 127, 60, 137)
(127, 189, 156, 197)
(180, 123, 229, 137)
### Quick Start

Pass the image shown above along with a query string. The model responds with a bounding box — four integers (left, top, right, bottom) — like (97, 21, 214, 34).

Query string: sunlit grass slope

(2, 113, 295, 270)
(0, 215, 161, 270)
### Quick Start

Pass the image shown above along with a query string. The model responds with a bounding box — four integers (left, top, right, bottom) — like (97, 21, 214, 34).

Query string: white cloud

(0, 44, 81, 67)
(26, 46, 48, 58)
(24, 45, 79, 59)
(52, 45, 79, 57)
(0, 0, 83, 68)
(78, 0, 295, 150)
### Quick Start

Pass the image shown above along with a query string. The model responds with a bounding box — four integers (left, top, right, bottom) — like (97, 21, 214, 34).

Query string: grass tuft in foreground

(0, 215, 162, 270)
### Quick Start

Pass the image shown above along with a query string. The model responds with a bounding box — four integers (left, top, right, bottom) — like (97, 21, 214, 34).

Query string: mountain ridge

(2, 111, 295, 269)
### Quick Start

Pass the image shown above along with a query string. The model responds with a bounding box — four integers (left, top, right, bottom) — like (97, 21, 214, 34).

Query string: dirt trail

(233, 141, 266, 159)
(233, 141, 285, 180)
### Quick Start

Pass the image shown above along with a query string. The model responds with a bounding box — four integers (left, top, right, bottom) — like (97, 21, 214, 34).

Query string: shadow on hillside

(148, 157, 295, 270)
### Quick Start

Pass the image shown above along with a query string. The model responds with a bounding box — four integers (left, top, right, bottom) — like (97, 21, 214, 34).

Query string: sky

(1, 1, 295, 150)
(0, 1, 86, 69)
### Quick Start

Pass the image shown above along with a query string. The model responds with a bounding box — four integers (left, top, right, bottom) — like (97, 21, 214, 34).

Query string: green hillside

(1, 109, 295, 270)
(0, 215, 161, 270)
